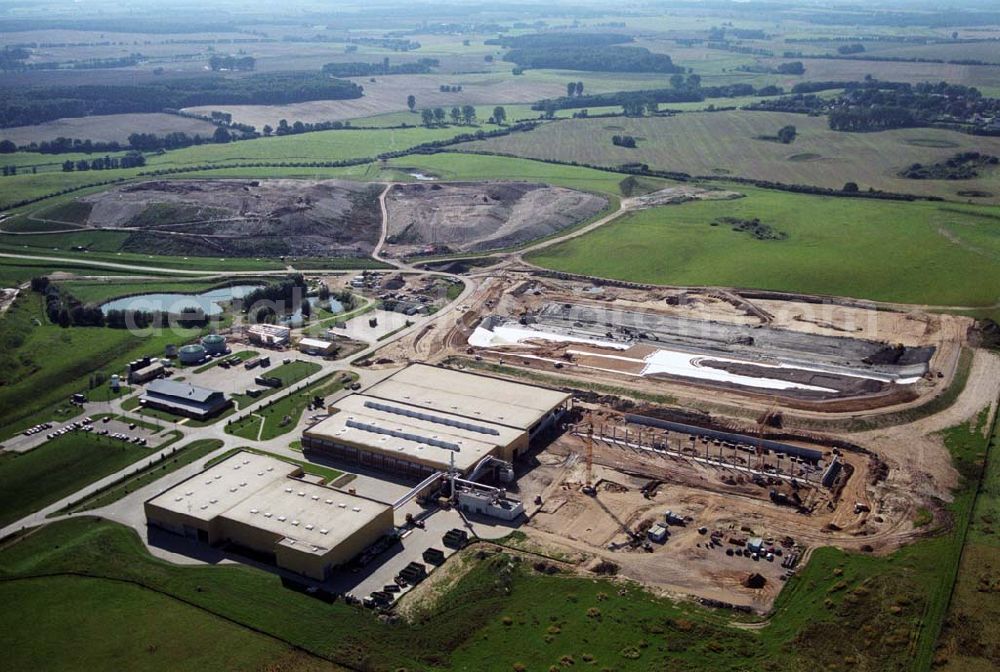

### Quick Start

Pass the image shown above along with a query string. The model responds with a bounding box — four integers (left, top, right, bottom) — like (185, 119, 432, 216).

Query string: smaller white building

(298, 337, 336, 356)
(457, 488, 524, 521)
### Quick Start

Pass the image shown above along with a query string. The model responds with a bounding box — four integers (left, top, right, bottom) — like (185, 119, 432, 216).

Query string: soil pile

(77, 179, 382, 257)
(385, 181, 607, 254)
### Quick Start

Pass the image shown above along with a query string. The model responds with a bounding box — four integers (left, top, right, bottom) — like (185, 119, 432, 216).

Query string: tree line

(533, 81, 784, 113)
(321, 58, 438, 77)
(503, 45, 684, 74)
(0, 73, 363, 128)
(29, 276, 207, 329)
(750, 78, 1000, 133)
(61, 152, 146, 172)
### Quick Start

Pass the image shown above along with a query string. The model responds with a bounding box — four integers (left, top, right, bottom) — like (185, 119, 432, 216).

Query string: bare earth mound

(77, 179, 383, 258)
(384, 181, 608, 254)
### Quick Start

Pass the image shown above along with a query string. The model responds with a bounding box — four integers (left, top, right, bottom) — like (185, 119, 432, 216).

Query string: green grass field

(933, 409, 1000, 671)
(527, 187, 1000, 308)
(465, 111, 1000, 203)
(0, 576, 341, 672)
(0, 432, 151, 527)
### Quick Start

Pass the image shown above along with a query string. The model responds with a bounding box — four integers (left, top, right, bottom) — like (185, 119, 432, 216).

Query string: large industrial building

(302, 364, 571, 477)
(145, 451, 394, 580)
(140, 379, 230, 420)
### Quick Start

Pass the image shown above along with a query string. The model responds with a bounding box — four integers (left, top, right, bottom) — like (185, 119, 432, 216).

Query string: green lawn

(527, 187, 1000, 308)
(0, 576, 340, 672)
(0, 432, 151, 527)
(225, 372, 356, 441)
(65, 439, 224, 513)
(230, 359, 323, 409)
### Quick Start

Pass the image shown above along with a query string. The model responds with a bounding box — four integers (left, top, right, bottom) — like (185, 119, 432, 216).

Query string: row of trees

(61, 151, 146, 172)
(566, 81, 585, 97)
(419, 106, 507, 126)
(321, 57, 438, 77)
(611, 134, 637, 148)
(534, 81, 783, 113)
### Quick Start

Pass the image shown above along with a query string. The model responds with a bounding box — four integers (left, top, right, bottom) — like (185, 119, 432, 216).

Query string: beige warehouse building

(302, 364, 571, 477)
(145, 451, 393, 580)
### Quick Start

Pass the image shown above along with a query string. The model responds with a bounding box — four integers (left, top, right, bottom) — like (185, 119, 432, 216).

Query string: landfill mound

(76, 179, 383, 257)
(385, 181, 608, 254)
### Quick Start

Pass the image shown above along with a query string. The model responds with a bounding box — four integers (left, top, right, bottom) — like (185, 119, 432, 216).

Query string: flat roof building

(129, 361, 165, 384)
(302, 364, 571, 478)
(248, 324, 290, 346)
(140, 378, 230, 420)
(298, 337, 337, 356)
(145, 451, 393, 580)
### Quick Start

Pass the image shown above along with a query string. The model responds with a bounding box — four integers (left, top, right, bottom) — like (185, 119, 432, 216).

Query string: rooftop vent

(305, 524, 314, 530)
(352, 506, 361, 512)
(291, 520, 300, 526)
(325, 499, 333, 504)
(311, 495, 319, 501)
(264, 512, 272, 518)
(284, 487, 293, 493)
(320, 529, 329, 535)
(277, 515, 287, 522)
(250, 508, 259, 514)
(209, 498, 218, 504)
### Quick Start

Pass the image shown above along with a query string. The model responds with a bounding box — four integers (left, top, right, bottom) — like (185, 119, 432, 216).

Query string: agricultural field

(527, 186, 1000, 309)
(466, 111, 1000, 202)
(0, 112, 218, 146)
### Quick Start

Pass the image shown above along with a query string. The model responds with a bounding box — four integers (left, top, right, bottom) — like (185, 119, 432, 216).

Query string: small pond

(100, 284, 263, 316)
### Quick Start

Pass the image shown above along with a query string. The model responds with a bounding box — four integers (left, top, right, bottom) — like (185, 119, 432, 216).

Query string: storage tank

(201, 333, 227, 355)
(178, 343, 207, 365)
(164, 344, 178, 358)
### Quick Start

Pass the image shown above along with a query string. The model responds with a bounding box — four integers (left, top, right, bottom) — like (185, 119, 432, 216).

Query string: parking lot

(6, 414, 169, 454)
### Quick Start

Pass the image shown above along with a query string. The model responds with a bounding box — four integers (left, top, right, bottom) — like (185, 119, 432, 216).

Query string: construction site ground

(367, 270, 1000, 612)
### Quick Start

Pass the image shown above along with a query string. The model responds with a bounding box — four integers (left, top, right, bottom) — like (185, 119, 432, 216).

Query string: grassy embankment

(0, 432, 154, 527)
